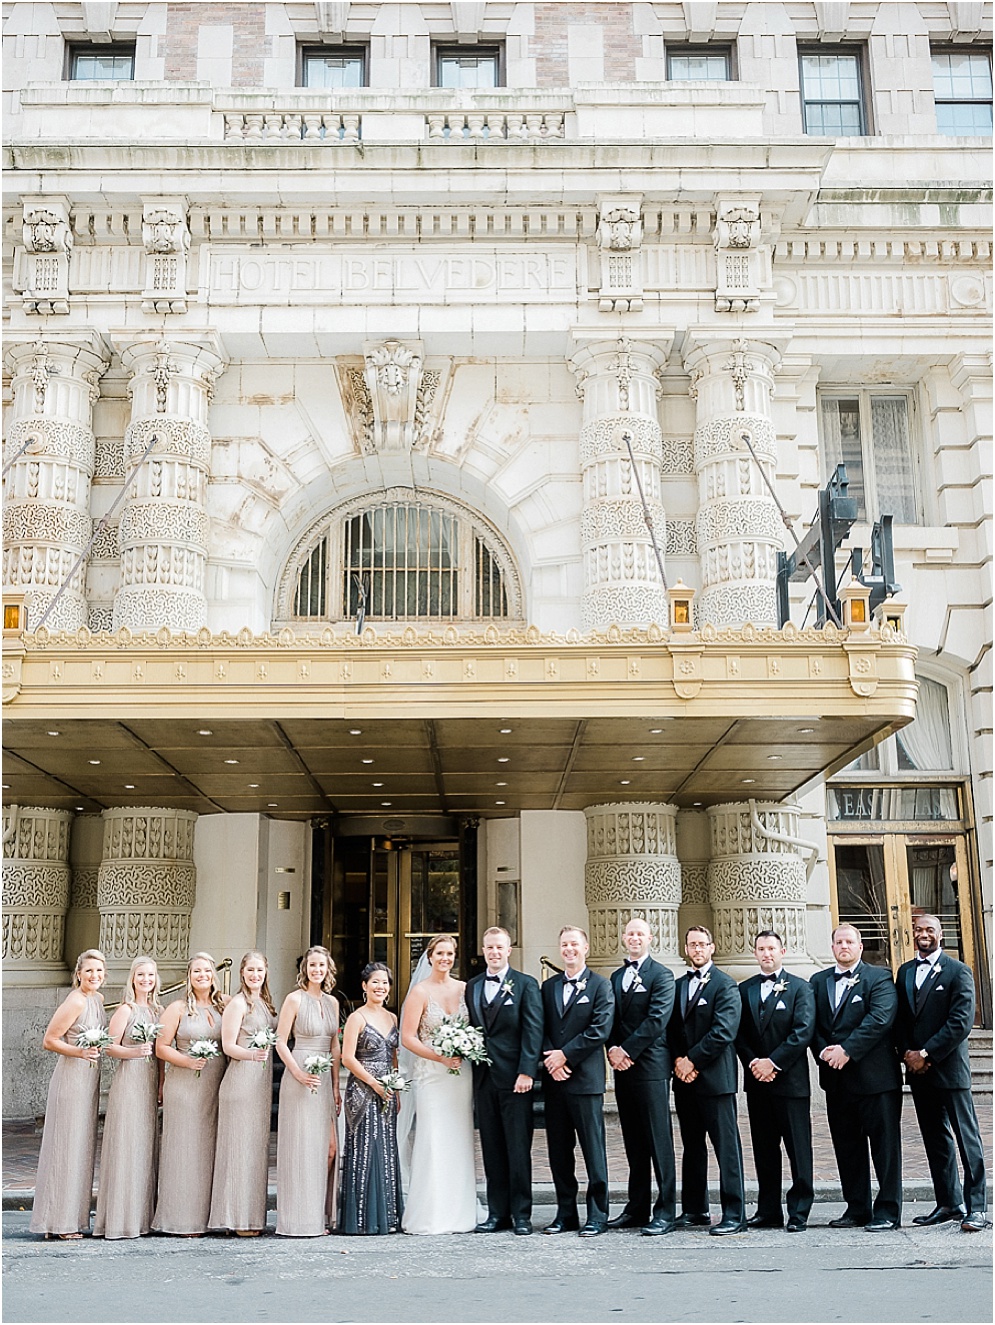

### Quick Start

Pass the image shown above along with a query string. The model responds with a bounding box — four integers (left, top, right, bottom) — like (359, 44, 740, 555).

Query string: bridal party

(30, 916, 988, 1240)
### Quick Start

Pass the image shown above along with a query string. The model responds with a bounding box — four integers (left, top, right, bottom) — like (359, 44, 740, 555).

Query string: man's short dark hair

(684, 924, 713, 944)
(754, 929, 784, 947)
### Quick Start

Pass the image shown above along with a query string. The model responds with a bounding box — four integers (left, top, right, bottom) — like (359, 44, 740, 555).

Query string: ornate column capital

(114, 331, 226, 421)
(568, 336, 672, 417)
(4, 335, 109, 417)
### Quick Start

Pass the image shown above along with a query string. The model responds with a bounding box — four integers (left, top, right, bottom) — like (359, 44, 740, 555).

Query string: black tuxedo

(810, 962, 903, 1223)
(608, 956, 676, 1223)
(895, 952, 986, 1216)
(541, 968, 613, 1225)
(735, 970, 815, 1222)
(667, 965, 745, 1224)
(466, 967, 544, 1222)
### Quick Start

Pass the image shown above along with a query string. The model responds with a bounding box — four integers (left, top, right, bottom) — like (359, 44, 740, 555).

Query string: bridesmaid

(152, 952, 228, 1236)
(209, 950, 277, 1236)
(94, 957, 163, 1240)
(275, 945, 341, 1237)
(339, 962, 403, 1234)
(30, 949, 109, 1238)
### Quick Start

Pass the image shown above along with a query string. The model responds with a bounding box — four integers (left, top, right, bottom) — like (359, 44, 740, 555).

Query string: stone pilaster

(584, 802, 682, 974)
(676, 808, 713, 947)
(97, 807, 198, 986)
(112, 335, 225, 632)
(1, 805, 73, 985)
(2, 337, 107, 633)
(569, 338, 672, 631)
(706, 800, 808, 976)
(683, 336, 784, 629)
(64, 813, 103, 966)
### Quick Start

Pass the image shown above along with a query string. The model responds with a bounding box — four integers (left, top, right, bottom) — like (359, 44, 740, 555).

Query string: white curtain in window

(870, 396, 917, 523)
(897, 675, 954, 771)
(821, 398, 866, 517)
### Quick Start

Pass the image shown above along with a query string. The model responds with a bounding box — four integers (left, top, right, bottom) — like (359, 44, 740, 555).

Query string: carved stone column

(1, 805, 73, 985)
(706, 801, 808, 976)
(97, 807, 198, 986)
(65, 813, 103, 965)
(584, 802, 682, 974)
(683, 336, 783, 629)
(676, 808, 713, 946)
(2, 337, 107, 632)
(569, 338, 672, 631)
(112, 335, 225, 632)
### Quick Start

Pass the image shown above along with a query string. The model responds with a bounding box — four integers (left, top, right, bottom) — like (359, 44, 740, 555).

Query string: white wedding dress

(400, 993, 477, 1235)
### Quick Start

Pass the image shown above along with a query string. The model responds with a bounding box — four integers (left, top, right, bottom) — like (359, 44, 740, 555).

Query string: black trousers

(475, 1073, 535, 1221)
(910, 1080, 987, 1215)
(745, 1090, 814, 1221)
(825, 1087, 903, 1224)
(673, 1085, 746, 1224)
(543, 1085, 609, 1224)
(614, 1073, 676, 1222)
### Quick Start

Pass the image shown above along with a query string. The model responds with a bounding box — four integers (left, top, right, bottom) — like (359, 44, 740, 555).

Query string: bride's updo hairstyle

(425, 933, 457, 963)
(360, 961, 392, 986)
(295, 944, 337, 994)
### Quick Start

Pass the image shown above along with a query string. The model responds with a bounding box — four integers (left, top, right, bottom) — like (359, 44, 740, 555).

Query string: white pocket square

(577, 995, 590, 1004)
(632, 987, 648, 995)
(698, 999, 708, 1007)
(775, 1000, 787, 1010)
(851, 995, 863, 1003)
(936, 985, 944, 991)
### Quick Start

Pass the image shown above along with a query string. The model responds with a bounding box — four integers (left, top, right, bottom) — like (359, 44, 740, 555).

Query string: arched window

(280, 492, 520, 625)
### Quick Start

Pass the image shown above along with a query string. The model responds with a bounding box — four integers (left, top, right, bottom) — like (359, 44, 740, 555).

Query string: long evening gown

(275, 991, 337, 1237)
(401, 994, 477, 1235)
(152, 1004, 225, 1234)
(339, 1019, 403, 1234)
(94, 1004, 159, 1239)
(209, 996, 276, 1232)
(30, 994, 106, 1236)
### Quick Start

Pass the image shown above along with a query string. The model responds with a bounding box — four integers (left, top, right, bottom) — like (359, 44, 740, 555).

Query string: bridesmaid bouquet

(303, 1052, 333, 1095)
(377, 1069, 409, 1114)
(75, 1027, 113, 1067)
(247, 1027, 278, 1065)
(129, 1021, 163, 1064)
(188, 1040, 221, 1077)
(430, 1016, 491, 1075)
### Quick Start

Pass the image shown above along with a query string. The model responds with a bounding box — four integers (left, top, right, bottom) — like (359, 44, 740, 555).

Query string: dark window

(932, 48, 993, 134)
(435, 45, 502, 88)
(667, 47, 733, 80)
(300, 45, 367, 88)
(799, 47, 867, 134)
(67, 43, 135, 80)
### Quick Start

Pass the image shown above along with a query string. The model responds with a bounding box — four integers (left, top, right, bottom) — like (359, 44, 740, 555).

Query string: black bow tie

(485, 974, 501, 982)
(564, 976, 581, 986)
(762, 974, 780, 983)
(624, 959, 639, 968)
(916, 955, 933, 964)
(833, 969, 854, 981)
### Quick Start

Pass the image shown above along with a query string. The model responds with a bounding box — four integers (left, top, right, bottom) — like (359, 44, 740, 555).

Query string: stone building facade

(2, 1, 991, 1116)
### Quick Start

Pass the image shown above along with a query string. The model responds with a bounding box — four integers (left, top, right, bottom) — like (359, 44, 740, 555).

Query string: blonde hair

(238, 950, 276, 1016)
(121, 956, 163, 1014)
(426, 933, 458, 963)
(295, 945, 337, 994)
(72, 949, 106, 988)
(185, 952, 225, 1016)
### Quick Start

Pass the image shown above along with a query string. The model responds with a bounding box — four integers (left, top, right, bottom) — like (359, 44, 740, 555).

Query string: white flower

(247, 1027, 277, 1065)
(772, 979, 788, 996)
(501, 979, 515, 997)
(843, 974, 860, 991)
(430, 1015, 492, 1075)
(75, 1027, 112, 1067)
(303, 1052, 333, 1094)
(697, 971, 711, 986)
(188, 1039, 220, 1077)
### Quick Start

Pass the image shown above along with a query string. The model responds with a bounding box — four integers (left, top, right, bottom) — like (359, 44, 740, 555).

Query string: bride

(398, 933, 478, 1234)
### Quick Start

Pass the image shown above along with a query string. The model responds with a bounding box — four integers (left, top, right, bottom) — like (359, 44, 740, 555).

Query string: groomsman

(735, 930, 816, 1232)
(606, 917, 677, 1235)
(895, 913, 988, 1233)
(810, 924, 903, 1230)
(667, 925, 747, 1235)
(466, 926, 544, 1236)
(540, 925, 613, 1237)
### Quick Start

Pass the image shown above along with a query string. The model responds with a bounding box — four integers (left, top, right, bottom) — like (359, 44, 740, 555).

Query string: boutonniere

(501, 979, 514, 997)
(575, 979, 588, 994)
(697, 972, 711, 987)
(843, 974, 860, 991)
(772, 978, 788, 996)
(630, 971, 644, 991)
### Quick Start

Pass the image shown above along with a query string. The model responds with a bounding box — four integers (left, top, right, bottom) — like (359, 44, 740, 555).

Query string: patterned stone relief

(713, 198, 763, 313)
(20, 201, 73, 314)
(584, 803, 681, 969)
(1, 806, 74, 973)
(596, 198, 644, 311)
(665, 519, 697, 558)
(362, 340, 424, 451)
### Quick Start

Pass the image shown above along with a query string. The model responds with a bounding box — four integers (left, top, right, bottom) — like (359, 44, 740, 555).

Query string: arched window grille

(287, 496, 514, 624)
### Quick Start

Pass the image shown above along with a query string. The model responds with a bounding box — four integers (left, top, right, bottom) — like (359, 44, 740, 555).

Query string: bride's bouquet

(75, 1026, 113, 1067)
(246, 1027, 278, 1066)
(129, 1020, 162, 1064)
(430, 1015, 491, 1076)
(376, 1068, 410, 1114)
(188, 1039, 221, 1077)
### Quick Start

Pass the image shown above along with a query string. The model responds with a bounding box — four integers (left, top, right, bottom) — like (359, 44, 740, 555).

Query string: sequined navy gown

(339, 1019, 403, 1234)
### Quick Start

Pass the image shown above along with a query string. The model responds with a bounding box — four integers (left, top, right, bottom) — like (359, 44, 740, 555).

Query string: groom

(466, 926, 544, 1236)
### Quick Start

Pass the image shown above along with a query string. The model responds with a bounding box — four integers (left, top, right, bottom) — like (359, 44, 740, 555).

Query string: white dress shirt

(484, 965, 510, 1004)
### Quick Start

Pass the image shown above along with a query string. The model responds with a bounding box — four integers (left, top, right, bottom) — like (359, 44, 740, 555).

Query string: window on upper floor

(435, 45, 503, 88)
(931, 48, 993, 134)
(838, 674, 957, 776)
(798, 47, 868, 134)
(666, 46, 734, 80)
(300, 45, 367, 88)
(66, 43, 135, 80)
(820, 392, 923, 525)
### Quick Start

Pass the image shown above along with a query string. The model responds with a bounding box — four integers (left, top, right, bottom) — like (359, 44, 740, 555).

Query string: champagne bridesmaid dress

(94, 1004, 160, 1239)
(30, 994, 107, 1236)
(209, 996, 276, 1232)
(275, 992, 337, 1237)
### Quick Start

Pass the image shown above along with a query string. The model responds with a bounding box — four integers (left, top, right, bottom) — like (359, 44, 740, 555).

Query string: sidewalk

(4, 1095, 991, 1209)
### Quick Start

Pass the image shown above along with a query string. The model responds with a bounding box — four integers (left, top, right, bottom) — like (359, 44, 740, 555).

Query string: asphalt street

(2, 1204, 991, 1325)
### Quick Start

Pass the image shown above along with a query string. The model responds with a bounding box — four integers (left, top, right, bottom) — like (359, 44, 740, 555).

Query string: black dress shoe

(543, 1217, 580, 1235)
(828, 1213, 869, 1228)
(674, 1212, 711, 1228)
(912, 1205, 966, 1226)
(606, 1212, 645, 1230)
(709, 1219, 748, 1236)
(961, 1212, 990, 1233)
(746, 1213, 784, 1229)
(865, 1218, 900, 1231)
(474, 1216, 513, 1233)
(512, 1219, 533, 1236)
(577, 1222, 606, 1237)
(641, 1218, 676, 1236)
(786, 1217, 808, 1233)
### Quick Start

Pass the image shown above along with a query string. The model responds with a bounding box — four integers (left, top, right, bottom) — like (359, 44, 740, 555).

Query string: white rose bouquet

(75, 1026, 113, 1067)
(246, 1027, 278, 1065)
(188, 1039, 221, 1077)
(377, 1068, 410, 1114)
(303, 1052, 333, 1095)
(129, 1020, 162, 1064)
(430, 1015, 492, 1075)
